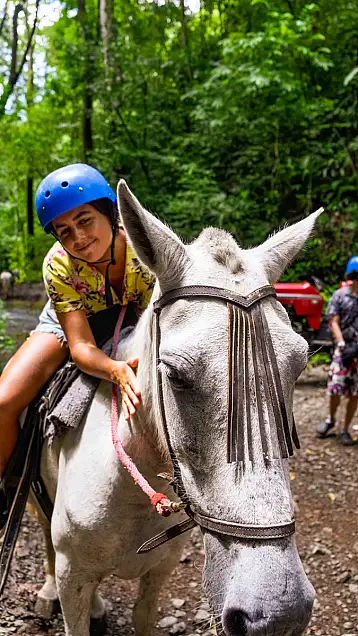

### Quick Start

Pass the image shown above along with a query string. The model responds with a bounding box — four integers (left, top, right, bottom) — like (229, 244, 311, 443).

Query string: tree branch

(11, 4, 23, 85)
(14, 0, 40, 87)
(285, 0, 296, 16)
(0, 0, 9, 39)
(0, 0, 40, 117)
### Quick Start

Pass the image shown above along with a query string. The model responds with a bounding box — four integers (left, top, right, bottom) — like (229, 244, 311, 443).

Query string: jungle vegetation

(0, 0, 357, 283)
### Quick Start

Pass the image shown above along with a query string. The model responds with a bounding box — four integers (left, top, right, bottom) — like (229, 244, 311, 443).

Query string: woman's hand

(57, 312, 141, 420)
(111, 358, 141, 421)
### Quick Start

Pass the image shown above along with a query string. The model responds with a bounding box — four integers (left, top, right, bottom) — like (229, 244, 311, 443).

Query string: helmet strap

(104, 227, 117, 307)
(51, 227, 118, 308)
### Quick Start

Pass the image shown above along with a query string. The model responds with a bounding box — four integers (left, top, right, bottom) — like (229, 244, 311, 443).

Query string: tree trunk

(0, 0, 40, 118)
(27, 41, 34, 244)
(27, 176, 34, 236)
(180, 0, 192, 82)
(78, 0, 93, 161)
(0, 0, 9, 39)
(10, 4, 22, 85)
(99, 0, 115, 72)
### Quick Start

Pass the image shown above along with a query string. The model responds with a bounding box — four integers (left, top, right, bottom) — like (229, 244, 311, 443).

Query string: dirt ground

(1, 364, 358, 636)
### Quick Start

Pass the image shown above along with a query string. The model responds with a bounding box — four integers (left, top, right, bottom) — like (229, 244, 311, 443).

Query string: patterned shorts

(327, 347, 358, 397)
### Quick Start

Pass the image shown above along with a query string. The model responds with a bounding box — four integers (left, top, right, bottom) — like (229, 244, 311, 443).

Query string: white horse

(35, 182, 321, 636)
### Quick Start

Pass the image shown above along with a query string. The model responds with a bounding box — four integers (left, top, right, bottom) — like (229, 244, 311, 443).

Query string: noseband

(138, 284, 298, 554)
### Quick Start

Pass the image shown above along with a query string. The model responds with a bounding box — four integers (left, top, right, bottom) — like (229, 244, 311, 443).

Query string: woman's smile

(76, 239, 97, 254)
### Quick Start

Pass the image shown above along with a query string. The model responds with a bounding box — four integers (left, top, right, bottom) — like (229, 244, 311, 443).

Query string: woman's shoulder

(43, 242, 74, 278)
(126, 244, 155, 281)
(126, 243, 141, 268)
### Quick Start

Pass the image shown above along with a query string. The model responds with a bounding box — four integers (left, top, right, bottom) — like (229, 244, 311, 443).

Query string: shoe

(339, 431, 354, 446)
(316, 417, 335, 438)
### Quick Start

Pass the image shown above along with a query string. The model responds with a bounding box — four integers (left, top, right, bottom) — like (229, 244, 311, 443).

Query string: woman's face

(52, 203, 113, 262)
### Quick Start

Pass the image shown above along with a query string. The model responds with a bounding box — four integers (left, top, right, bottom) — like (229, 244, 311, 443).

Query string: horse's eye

(159, 362, 190, 391)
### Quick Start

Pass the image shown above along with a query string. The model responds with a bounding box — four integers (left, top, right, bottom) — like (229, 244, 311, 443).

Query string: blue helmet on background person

(345, 256, 358, 278)
(36, 163, 117, 233)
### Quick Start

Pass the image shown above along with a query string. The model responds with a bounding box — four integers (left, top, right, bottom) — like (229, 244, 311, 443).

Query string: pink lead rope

(110, 306, 185, 517)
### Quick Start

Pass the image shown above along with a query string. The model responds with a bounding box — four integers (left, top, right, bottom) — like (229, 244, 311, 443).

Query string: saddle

(0, 303, 137, 596)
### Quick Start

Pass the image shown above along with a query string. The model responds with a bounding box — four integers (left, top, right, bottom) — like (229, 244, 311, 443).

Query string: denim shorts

(30, 299, 67, 345)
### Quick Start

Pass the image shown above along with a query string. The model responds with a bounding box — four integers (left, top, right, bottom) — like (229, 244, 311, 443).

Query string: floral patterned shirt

(43, 241, 156, 316)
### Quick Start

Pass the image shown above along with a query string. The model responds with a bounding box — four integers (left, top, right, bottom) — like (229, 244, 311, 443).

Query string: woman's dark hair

(91, 197, 121, 234)
(49, 197, 121, 237)
(348, 270, 358, 281)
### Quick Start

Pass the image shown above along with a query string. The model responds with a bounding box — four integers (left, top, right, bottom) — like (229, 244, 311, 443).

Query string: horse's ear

(117, 180, 187, 279)
(252, 208, 324, 284)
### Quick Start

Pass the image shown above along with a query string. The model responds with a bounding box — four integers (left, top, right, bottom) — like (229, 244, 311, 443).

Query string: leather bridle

(137, 284, 299, 554)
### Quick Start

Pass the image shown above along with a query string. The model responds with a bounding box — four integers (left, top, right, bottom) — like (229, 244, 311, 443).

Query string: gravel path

(1, 365, 358, 636)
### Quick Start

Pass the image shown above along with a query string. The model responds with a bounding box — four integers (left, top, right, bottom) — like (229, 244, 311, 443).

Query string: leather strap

(150, 283, 297, 549)
(191, 508, 295, 540)
(154, 285, 276, 313)
(137, 516, 196, 554)
(0, 414, 39, 596)
(249, 309, 270, 460)
(259, 306, 294, 456)
(137, 505, 296, 553)
(155, 312, 189, 503)
(31, 428, 53, 523)
(292, 415, 300, 450)
(227, 304, 239, 462)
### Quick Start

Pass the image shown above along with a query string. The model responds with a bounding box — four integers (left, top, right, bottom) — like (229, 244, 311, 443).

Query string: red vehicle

(274, 279, 329, 348)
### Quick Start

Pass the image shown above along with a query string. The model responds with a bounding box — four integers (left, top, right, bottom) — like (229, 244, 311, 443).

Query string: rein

(111, 285, 299, 554)
(110, 305, 185, 517)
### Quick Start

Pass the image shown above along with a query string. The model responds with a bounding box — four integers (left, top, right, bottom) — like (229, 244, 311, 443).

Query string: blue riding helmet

(345, 256, 358, 277)
(36, 163, 116, 233)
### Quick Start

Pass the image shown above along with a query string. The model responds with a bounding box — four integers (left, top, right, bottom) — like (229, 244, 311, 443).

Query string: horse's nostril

(223, 608, 248, 636)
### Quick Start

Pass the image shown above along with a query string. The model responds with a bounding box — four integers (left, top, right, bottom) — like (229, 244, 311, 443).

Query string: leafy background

(0, 0, 357, 283)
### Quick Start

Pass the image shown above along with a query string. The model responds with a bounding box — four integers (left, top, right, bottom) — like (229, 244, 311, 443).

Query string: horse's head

(118, 180, 319, 636)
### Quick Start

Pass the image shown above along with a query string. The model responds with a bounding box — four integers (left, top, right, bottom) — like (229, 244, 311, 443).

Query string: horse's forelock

(193, 228, 243, 275)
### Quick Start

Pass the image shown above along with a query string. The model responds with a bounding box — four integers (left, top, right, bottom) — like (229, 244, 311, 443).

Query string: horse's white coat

(39, 185, 321, 636)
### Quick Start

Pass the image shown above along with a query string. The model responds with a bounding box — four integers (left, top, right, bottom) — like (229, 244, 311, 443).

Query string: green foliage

(0, 0, 357, 284)
(308, 351, 331, 367)
(0, 300, 15, 368)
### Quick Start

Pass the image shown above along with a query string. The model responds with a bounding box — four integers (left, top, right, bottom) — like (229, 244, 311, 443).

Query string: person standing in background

(316, 257, 358, 445)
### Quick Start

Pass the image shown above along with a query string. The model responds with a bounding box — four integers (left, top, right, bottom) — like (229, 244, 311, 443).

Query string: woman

(0, 163, 155, 532)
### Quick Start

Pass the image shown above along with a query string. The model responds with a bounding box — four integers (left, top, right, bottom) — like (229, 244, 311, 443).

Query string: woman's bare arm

(58, 310, 140, 420)
(330, 315, 344, 345)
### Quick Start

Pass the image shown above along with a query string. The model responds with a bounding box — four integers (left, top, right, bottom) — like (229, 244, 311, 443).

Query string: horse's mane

(116, 292, 169, 461)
